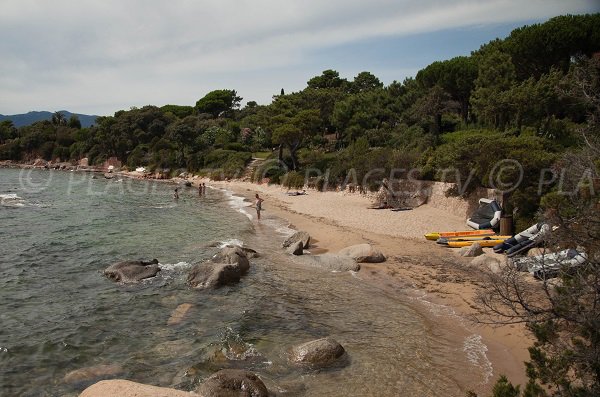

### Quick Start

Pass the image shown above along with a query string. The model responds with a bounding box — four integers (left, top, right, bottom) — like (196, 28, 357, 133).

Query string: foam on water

(217, 238, 244, 248)
(1, 193, 26, 207)
(463, 334, 494, 384)
(159, 261, 193, 271)
(219, 188, 253, 220)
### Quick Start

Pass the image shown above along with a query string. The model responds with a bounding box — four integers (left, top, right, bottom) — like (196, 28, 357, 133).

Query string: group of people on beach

(173, 183, 265, 221)
(173, 183, 207, 200)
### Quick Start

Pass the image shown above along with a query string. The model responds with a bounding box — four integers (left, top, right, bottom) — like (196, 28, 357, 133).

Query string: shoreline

(206, 179, 532, 390)
(1, 166, 532, 392)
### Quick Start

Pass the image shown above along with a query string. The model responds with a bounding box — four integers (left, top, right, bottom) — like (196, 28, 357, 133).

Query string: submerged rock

(338, 243, 385, 263)
(293, 254, 360, 272)
(104, 259, 160, 283)
(282, 231, 311, 249)
(167, 303, 194, 326)
(63, 364, 123, 384)
(196, 369, 268, 397)
(289, 337, 346, 368)
(211, 246, 250, 270)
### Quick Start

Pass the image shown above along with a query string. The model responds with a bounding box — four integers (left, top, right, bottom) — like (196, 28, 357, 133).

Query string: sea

(0, 168, 493, 396)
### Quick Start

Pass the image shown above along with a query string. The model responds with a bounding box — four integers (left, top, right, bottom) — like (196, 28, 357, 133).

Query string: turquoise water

(0, 168, 492, 396)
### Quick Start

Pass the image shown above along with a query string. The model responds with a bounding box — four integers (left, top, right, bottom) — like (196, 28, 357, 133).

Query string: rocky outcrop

(458, 243, 484, 257)
(80, 380, 198, 397)
(282, 231, 311, 249)
(293, 254, 360, 272)
(289, 337, 346, 368)
(104, 259, 160, 283)
(196, 369, 268, 397)
(287, 241, 304, 255)
(338, 244, 385, 263)
(187, 246, 250, 289)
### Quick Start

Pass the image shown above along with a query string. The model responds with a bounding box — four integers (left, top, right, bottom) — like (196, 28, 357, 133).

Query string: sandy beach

(204, 179, 532, 389)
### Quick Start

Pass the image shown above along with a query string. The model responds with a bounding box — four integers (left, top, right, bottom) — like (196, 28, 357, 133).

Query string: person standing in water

(174, 187, 179, 200)
(254, 193, 264, 220)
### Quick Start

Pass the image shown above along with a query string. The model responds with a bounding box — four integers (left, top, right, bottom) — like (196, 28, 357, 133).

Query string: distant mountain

(0, 111, 99, 128)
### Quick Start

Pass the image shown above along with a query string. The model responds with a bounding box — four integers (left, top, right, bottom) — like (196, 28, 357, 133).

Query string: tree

(408, 85, 459, 135)
(0, 120, 16, 144)
(416, 56, 478, 122)
(68, 115, 81, 129)
(51, 111, 67, 126)
(473, 56, 600, 396)
(471, 49, 516, 128)
(307, 69, 347, 90)
(503, 14, 600, 80)
(271, 109, 321, 170)
(195, 89, 242, 117)
(350, 71, 383, 93)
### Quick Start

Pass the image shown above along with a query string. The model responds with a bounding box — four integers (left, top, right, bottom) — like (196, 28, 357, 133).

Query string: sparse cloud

(0, 0, 597, 115)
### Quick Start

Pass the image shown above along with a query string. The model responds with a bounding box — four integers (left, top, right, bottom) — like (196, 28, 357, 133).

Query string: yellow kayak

(437, 235, 512, 245)
(447, 239, 509, 248)
(425, 229, 495, 241)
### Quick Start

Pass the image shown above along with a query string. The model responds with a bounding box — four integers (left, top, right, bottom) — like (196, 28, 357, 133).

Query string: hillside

(0, 111, 98, 128)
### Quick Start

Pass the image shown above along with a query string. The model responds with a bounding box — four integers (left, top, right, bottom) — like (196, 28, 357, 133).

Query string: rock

(196, 369, 268, 397)
(167, 303, 194, 326)
(287, 241, 304, 255)
(104, 259, 160, 283)
(63, 364, 123, 384)
(80, 379, 197, 397)
(239, 247, 259, 258)
(188, 246, 250, 289)
(289, 337, 346, 368)
(338, 243, 385, 263)
(212, 246, 250, 272)
(458, 243, 484, 257)
(187, 263, 245, 289)
(294, 254, 360, 272)
(282, 231, 311, 249)
(527, 247, 546, 257)
(470, 255, 502, 274)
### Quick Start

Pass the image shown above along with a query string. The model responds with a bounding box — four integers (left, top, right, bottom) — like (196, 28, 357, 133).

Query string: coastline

(206, 179, 532, 389)
(2, 164, 532, 392)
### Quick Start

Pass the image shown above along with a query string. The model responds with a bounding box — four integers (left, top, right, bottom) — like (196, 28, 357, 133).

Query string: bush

(282, 171, 305, 189)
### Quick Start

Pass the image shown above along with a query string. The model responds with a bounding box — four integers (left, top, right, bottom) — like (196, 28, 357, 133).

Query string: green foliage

(160, 104, 194, 119)
(282, 171, 305, 189)
(492, 376, 521, 397)
(195, 89, 242, 117)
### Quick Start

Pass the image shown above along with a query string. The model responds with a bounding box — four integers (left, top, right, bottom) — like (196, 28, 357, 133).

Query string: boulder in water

(196, 369, 268, 397)
(338, 243, 385, 263)
(211, 246, 250, 272)
(282, 231, 311, 249)
(188, 246, 250, 289)
(104, 259, 160, 283)
(289, 337, 346, 368)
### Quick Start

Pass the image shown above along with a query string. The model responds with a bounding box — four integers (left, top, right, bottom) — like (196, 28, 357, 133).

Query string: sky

(1, 0, 598, 116)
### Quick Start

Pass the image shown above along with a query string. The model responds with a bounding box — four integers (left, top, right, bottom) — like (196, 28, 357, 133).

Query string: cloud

(0, 0, 597, 115)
